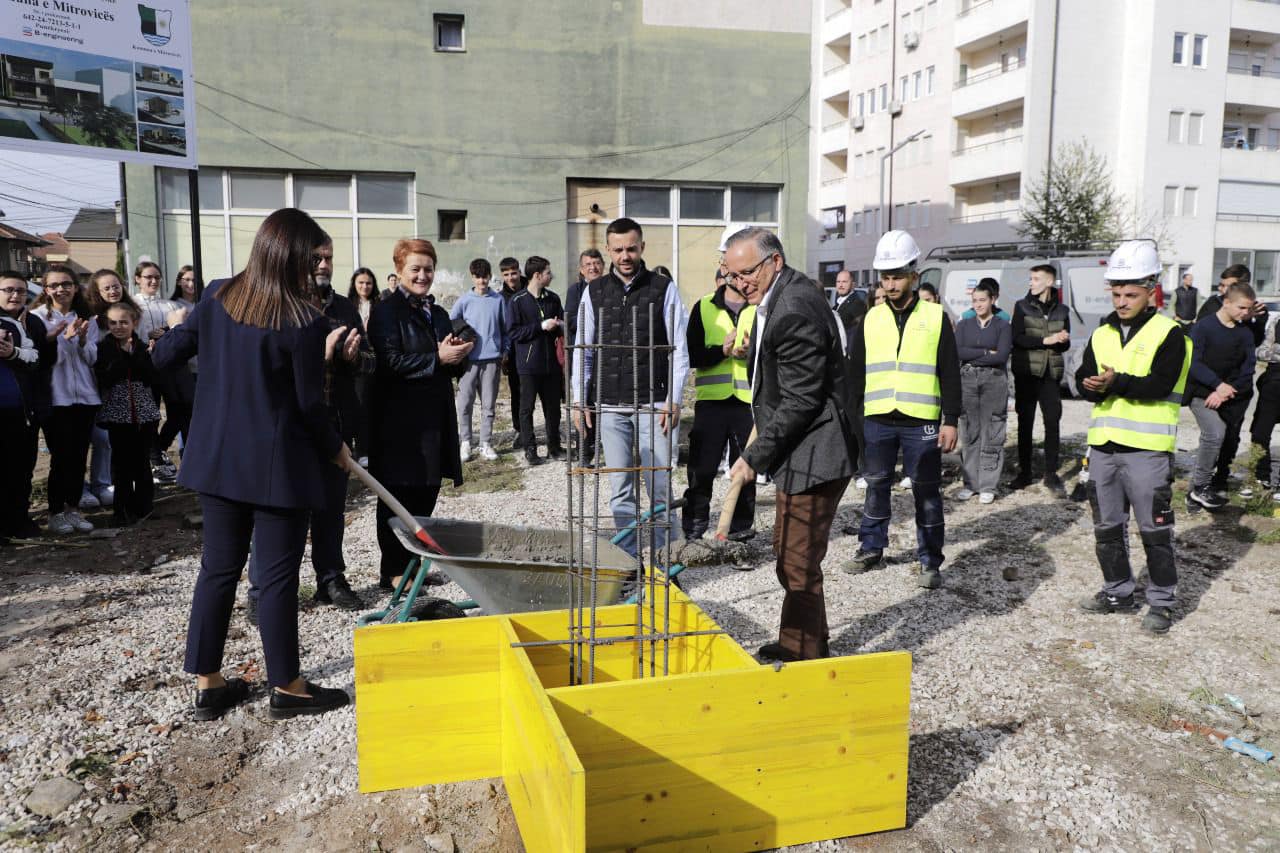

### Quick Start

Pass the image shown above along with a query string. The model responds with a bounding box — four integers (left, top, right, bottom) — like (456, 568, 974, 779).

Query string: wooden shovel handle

(345, 457, 448, 555)
(714, 427, 758, 541)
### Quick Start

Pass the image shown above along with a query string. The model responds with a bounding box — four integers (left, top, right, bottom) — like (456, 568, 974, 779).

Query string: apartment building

(809, 0, 1280, 297)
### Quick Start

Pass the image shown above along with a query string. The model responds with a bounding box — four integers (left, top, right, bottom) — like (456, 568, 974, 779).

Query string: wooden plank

(499, 621, 586, 853)
(354, 617, 504, 792)
(547, 652, 911, 851)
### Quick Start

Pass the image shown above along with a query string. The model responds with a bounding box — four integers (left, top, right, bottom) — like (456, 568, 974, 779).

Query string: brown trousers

(772, 476, 850, 659)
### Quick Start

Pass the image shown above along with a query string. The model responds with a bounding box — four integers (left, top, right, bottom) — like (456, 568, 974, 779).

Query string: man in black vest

(571, 218, 690, 560)
(1174, 272, 1198, 326)
(1010, 263, 1070, 493)
(498, 257, 525, 449)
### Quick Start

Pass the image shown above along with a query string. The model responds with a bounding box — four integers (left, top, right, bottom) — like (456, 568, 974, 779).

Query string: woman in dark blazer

(367, 238, 473, 587)
(153, 208, 351, 722)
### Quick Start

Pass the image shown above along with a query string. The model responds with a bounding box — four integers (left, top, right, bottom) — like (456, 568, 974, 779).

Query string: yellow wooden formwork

(354, 586, 911, 851)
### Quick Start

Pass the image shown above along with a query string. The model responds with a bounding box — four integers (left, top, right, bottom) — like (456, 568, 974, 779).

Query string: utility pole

(879, 128, 925, 234)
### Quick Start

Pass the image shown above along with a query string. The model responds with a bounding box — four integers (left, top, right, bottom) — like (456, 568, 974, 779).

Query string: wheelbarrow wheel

(380, 596, 468, 624)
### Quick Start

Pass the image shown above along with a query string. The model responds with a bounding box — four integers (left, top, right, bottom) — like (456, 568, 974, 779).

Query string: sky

(0, 151, 120, 236)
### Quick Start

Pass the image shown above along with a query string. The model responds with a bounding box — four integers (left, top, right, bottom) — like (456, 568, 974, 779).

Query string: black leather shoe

(194, 678, 251, 721)
(314, 577, 363, 610)
(525, 451, 545, 466)
(1009, 471, 1035, 490)
(757, 642, 803, 663)
(548, 446, 567, 461)
(269, 681, 350, 720)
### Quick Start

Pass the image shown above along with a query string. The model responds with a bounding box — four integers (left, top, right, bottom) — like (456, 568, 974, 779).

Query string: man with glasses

(723, 228, 855, 661)
(0, 272, 52, 541)
(572, 218, 689, 561)
(566, 249, 604, 466)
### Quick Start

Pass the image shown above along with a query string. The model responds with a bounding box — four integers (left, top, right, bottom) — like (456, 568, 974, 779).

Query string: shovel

(345, 456, 450, 555)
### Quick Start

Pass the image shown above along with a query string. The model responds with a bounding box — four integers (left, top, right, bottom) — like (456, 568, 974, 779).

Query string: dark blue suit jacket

(152, 280, 342, 510)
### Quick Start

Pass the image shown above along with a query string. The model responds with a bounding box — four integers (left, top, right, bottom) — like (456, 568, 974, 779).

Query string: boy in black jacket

(506, 256, 565, 465)
(0, 271, 53, 539)
(95, 303, 161, 525)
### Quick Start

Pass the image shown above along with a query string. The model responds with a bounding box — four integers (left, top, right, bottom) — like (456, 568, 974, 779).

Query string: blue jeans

(89, 426, 111, 491)
(858, 418, 945, 569)
(599, 409, 677, 559)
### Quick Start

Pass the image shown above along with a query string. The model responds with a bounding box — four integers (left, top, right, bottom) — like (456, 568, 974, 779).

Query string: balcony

(817, 179, 847, 211)
(820, 119, 849, 155)
(1232, 0, 1280, 35)
(954, 0, 1030, 50)
(823, 4, 852, 43)
(949, 207, 1020, 224)
(950, 135, 1023, 186)
(820, 63, 851, 100)
(952, 60, 1026, 118)
(1221, 145, 1280, 184)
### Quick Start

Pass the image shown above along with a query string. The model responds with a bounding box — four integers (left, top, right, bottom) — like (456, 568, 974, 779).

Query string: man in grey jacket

(727, 228, 856, 662)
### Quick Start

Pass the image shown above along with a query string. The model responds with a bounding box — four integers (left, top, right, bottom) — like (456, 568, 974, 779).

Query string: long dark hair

(33, 263, 93, 320)
(217, 208, 328, 329)
(86, 268, 140, 327)
(347, 267, 380, 304)
(170, 264, 204, 303)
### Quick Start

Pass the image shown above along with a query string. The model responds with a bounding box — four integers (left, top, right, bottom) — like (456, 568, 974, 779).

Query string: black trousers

(0, 409, 38, 535)
(1014, 374, 1062, 476)
(43, 404, 97, 512)
(186, 494, 310, 688)
(248, 466, 348, 603)
(377, 483, 441, 584)
(505, 364, 522, 446)
(682, 399, 755, 536)
(518, 372, 563, 452)
(1211, 396, 1251, 490)
(105, 422, 156, 522)
(155, 366, 194, 453)
(1252, 366, 1280, 486)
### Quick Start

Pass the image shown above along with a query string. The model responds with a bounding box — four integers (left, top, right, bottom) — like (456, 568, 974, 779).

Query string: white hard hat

(718, 223, 752, 252)
(1104, 240, 1161, 282)
(872, 230, 922, 271)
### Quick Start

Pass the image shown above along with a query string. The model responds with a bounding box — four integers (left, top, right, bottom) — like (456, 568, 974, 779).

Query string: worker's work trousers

(960, 366, 1007, 494)
(600, 409, 677, 560)
(455, 358, 501, 445)
(1088, 448, 1177, 608)
(682, 398, 755, 538)
(773, 476, 849, 660)
(860, 419, 946, 569)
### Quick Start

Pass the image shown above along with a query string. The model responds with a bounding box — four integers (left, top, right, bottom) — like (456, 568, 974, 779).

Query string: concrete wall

(126, 0, 809, 299)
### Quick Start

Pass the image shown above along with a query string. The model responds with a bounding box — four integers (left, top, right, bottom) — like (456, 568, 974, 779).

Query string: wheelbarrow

(347, 457, 684, 625)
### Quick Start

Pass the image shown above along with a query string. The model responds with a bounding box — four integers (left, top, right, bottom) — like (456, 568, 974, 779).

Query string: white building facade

(809, 0, 1280, 297)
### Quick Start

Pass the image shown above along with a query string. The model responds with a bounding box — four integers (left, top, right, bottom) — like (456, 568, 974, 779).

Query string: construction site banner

(0, 0, 195, 167)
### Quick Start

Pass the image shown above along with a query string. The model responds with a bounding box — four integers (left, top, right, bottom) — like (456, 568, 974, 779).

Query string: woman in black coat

(153, 208, 351, 722)
(367, 238, 473, 587)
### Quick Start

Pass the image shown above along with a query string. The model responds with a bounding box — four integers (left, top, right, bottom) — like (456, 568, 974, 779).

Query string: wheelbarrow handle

(345, 457, 449, 555)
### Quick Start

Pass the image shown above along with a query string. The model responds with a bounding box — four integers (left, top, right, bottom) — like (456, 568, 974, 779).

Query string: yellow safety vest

(694, 295, 755, 403)
(863, 299, 944, 421)
(1087, 313, 1191, 452)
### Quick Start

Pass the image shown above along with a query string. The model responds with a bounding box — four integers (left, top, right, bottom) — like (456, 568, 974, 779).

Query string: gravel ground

(2, 398, 1279, 851)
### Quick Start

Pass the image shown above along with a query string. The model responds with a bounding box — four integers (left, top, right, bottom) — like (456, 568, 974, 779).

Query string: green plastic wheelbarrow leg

(359, 557, 429, 626)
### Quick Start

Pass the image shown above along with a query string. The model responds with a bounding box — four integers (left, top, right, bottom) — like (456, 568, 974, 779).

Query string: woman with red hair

(367, 239, 473, 587)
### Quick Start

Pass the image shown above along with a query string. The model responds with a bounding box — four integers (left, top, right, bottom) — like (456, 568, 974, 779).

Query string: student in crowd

(497, 257, 525, 449)
(1173, 272, 1198, 326)
(348, 267, 381, 328)
(1197, 264, 1268, 346)
(133, 261, 183, 482)
(171, 265, 203, 308)
(955, 280, 1012, 505)
(385, 272, 399, 289)
(347, 267, 380, 463)
(507, 255, 565, 465)
(0, 270, 52, 541)
(1185, 282, 1257, 510)
(31, 264, 99, 535)
(1011, 264, 1070, 494)
(82, 269, 140, 510)
(1250, 310, 1280, 500)
(368, 239, 473, 589)
(960, 277, 1011, 321)
(452, 258, 506, 462)
(153, 208, 351, 720)
(94, 303, 161, 526)
(565, 249, 604, 466)
(917, 282, 940, 304)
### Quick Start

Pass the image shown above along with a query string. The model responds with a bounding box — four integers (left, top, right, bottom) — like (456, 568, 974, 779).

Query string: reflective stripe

(733, 379, 751, 391)
(695, 373, 733, 386)
(897, 362, 936, 375)
(1089, 416, 1178, 437)
(896, 391, 942, 406)
(866, 361, 896, 373)
(865, 388, 896, 402)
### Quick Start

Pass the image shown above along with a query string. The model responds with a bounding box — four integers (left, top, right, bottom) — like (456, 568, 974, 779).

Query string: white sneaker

(357, 456, 369, 469)
(78, 489, 100, 510)
(898, 476, 913, 490)
(979, 492, 996, 504)
(855, 477, 867, 489)
(48, 513, 74, 535)
(955, 488, 976, 501)
(66, 510, 94, 532)
(1239, 485, 1256, 499)
(459, 440, 473, 461)
(479, 443, 499, 461)
(92, 486, 114, 508)
(1273, 491, 1280, 503)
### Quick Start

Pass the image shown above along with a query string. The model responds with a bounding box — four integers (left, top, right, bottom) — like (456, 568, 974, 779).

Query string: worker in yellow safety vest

(845, 230, 961, 590)
(1075, 240, 1192, 635)
(681, 224, 758, 540)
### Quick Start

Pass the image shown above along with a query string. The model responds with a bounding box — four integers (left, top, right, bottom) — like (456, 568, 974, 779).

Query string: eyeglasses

(0, 287, 25, 295)
(723, 254, 775, 284)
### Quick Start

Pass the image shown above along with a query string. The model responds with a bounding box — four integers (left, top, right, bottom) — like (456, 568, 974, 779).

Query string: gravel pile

(2, 398, 1279, 850)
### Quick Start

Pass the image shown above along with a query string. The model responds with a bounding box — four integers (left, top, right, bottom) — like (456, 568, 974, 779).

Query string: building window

(357, 175, 412, 215)
(1182, 187, 1198, 216)
(1188, 113, 1204, 145)
(438, 209, 467, 241)
(294, 174, 351, 211)
(857, 34, 866, 59)
(730, 186, 779, 222)
(920, 200, 930, 227)
(879, 83, 888, 108)
(879, 23, 889, 50)
(868, 88, 877, 114)
(900, 75, 909, 102)
(229, 170, 286, 210)
(1163, 185, 1179, 216)
(1173, 32, 1185, 65)
(1168, 111, 1184, 143)
(678, 187, 724, 220)
(868, 28, 878, 54)
(1192, 34, 1206, 67)
(926, 66, 935, 95)
(624, 185, 671, 219)
(856, 92, 865, 116)
(434, 14, 465, 52)
(925, 0, 938, 28)
(913, 70, 922, 99)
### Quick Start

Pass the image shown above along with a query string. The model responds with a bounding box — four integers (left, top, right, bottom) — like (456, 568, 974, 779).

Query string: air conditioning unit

(904, 31, 920, 50)
(852, 116, 866, 131)
(889, 100, 903, 116)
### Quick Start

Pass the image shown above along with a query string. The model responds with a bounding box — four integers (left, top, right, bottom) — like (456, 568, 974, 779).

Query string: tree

(74, 104, 136, 150)
(1017, 141, 1122, 245)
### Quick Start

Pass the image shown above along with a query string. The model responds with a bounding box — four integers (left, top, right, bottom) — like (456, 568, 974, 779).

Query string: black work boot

(314, 577, 363, 610)
(1141, 606, 1173, 635)
(1078, 591, 1139, 614)
(1009, 470, 1035, 490)
(525, 448, 544, 466)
